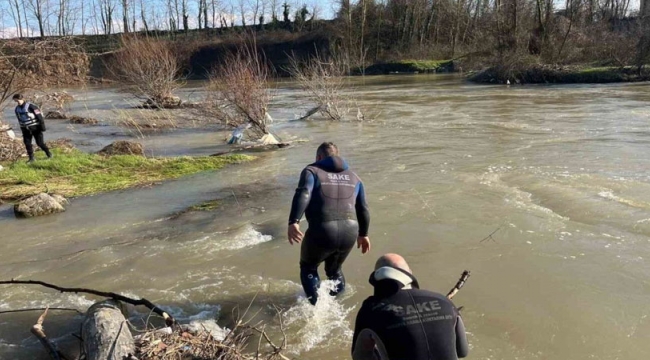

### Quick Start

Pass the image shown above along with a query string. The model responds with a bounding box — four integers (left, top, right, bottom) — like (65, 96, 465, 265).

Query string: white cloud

(0, 27, 20, 39)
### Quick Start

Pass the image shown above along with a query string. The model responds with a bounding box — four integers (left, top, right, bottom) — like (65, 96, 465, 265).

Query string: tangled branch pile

(136, 327, 250, 360)
(0, 125, 24, 162)
(0, 38, 88, 86)
(135, 306, 289, 360)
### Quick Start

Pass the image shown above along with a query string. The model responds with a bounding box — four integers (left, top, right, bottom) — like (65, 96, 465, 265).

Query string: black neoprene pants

(21, 126, 50, 158)
(299, 219, 358, 304)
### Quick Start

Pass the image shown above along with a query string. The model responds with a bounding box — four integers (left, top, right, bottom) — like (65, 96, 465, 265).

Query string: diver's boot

(300, 267, 321, 305)
(328, 271, 346, 297)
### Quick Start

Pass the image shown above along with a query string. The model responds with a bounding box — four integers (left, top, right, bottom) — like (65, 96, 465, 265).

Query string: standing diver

(12, 94, 51, 163)
(288, 142, 371, 305)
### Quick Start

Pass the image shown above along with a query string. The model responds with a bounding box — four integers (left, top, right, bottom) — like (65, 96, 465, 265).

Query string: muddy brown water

(1, 75, 650, 359)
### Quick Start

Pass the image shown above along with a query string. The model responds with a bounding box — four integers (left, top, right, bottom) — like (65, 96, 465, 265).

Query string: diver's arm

(355, 182, 370, 237)
(352, 304, 378, 360)
(288, 169, 315, 224)
(455, 315, 469, 358)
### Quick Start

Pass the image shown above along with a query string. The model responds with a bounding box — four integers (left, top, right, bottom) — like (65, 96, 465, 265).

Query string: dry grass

(205, 39, 273, 140)
(108, 36, 184, 107)
(112, 100, 180, 138)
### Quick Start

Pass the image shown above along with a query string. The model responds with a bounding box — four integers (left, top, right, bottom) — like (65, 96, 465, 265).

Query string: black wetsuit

(15, 102, 50, 160)
(288, 156, 370, 305)
(352, 270, 469, 360)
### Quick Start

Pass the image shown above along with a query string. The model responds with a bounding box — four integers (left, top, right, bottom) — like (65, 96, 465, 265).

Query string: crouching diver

(352, 254, 469, 360)
(287, 142, 371, 305)
(13, 93, 51, 163)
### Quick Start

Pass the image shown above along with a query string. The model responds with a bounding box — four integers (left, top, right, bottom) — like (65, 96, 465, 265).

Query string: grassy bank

(362, 60, 454, 75)
(0, 149, 253, 201)
(469, 65, 650, 84)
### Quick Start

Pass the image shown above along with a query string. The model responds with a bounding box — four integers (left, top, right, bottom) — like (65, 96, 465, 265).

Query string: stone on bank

(14, 193, 69, 218)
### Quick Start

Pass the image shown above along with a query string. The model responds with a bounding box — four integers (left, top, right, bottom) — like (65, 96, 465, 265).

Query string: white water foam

(189, 224, 273, 254)
(597, 190, 650, 209)
(283, 280, 356, 355)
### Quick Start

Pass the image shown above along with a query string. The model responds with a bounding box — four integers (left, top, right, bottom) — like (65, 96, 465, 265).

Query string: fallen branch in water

(0, 279, 175, 326)
(446, 270, 471, 300)
(30, 307, 67, 360)
(0, 307, 83, 315)
(210, 142, 292, 156)
(479, 226, 501, 243)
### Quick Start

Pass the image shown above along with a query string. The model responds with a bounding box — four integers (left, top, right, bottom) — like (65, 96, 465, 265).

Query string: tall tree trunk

(11, 0, 23, 38)
(204, 0, 209, 29)
(123, 0, 130, 32)
(182, 0, 189, 31)
(141, 0, 149, 32)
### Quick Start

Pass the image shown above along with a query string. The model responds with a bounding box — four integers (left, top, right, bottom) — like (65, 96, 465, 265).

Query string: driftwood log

(81, 300, 135, 360)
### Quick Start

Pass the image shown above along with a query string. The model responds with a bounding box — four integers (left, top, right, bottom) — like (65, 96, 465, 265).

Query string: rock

(98, 141, 144, 156)
(51, 194, 69, 206)
(0, 165, 3, 172)
(46, 111, 68, 119)
(14, 193, 67, 218)
(69, 115, 99, 125)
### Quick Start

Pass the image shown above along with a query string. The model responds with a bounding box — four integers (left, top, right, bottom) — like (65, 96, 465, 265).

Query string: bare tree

(122, 0, 130, 32)
(205, 39, 274, 140)
(239, 0, 247, 26)
(26, 0, 46, 37)
(182, 0, 189, 31)
(108, 36, 185, 106)
(287, 52, 353, 121)
(99, 0, 117, 34)
(140, 0, 149, 31)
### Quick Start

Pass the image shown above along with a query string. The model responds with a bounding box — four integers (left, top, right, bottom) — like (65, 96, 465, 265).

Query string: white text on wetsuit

(327, 174, 351, 181)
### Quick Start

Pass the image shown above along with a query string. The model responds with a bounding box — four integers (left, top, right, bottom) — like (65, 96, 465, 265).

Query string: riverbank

(469, 64, 650, 84)
(0, 149, 253, 201)
(361, 60, 455, 75)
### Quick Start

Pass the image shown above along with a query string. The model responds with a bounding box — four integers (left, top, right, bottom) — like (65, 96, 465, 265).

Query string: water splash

(188, 224, 273, 254)
(283, 280, 356, 355)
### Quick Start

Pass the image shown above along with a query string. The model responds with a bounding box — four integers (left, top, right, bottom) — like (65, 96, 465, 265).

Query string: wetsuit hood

(369, 266, 420, 298)
(311, 156, 349, 173)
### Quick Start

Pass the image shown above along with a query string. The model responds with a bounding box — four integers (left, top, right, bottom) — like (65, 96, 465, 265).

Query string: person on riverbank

(351, 253, 469, 360)
(287, 142, 371, 305)
(12, 94, 51, 163)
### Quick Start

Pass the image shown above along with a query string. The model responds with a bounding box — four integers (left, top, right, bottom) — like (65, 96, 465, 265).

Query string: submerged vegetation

(0, 149, 253, 201)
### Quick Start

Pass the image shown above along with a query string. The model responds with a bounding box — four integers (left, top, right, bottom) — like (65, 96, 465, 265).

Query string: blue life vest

(15, 102, 39, 128)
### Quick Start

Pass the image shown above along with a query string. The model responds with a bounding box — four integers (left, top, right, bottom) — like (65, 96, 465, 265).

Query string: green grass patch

(0, 149, 253, 201)
(362, 59, 454, 75)
(189, 199, 220, 211)
(396, 59, 451, 71)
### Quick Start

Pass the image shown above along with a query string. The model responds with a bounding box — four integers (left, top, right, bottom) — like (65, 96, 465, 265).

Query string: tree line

(1, 0, 322, 38)
(333, 0, 650, 68)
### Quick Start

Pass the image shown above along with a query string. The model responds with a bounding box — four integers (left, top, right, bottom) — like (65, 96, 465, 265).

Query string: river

(1, 75, 649, 359)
